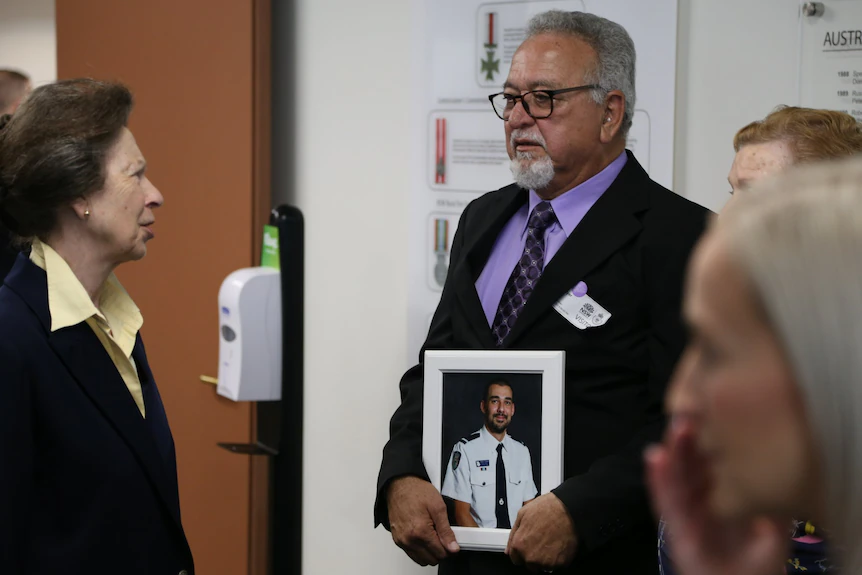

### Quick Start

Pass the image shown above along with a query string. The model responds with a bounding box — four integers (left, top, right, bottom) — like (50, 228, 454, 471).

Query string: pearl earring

(84, 210, 90, 217)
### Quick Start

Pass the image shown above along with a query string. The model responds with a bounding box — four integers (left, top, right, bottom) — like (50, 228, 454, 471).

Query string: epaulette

(459, 431, 481, 444)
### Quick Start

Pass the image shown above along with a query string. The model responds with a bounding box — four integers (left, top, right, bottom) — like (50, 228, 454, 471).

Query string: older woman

(657, 106, 862, 575)
(647, 156, 862, 575)
(727, 106, 862, 198)
(0, 79, 193, 574)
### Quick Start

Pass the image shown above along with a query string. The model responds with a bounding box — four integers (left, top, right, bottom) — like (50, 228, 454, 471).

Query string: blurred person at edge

(0, 69, 31, 115)
(0, 78, 194, 575)
(655, 106, 862, 575)
(646, 158, 862, 575)
(646, 157, 862, 575)
(0, 69, 32, 280)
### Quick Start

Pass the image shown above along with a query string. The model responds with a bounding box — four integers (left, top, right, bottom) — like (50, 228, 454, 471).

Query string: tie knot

(496, 443, 504, 454)
(528, 201, 556, 231)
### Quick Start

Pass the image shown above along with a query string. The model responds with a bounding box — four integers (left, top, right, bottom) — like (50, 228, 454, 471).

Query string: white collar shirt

(441, 426, 538, 528)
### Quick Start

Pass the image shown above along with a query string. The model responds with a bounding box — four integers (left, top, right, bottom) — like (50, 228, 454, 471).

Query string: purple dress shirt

(475, 151, 628, 327)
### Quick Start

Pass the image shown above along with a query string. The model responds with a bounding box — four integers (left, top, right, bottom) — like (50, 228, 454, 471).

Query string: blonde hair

(733, 106, 862, 163)
(719, 157, 862, 572)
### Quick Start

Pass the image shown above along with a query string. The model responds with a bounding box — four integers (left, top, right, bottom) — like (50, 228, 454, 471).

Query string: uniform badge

(477, 459, 490, 469)
(452, 451, 461, 471)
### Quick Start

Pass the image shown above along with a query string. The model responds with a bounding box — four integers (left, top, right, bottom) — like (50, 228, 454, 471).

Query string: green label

(261, 224, 280, 269)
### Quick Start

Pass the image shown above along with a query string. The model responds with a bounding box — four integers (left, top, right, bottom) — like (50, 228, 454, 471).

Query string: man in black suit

(376, 10, 710, 574)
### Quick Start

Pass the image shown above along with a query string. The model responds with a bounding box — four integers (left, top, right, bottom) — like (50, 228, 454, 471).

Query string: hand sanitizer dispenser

(217, 267, 282, 401)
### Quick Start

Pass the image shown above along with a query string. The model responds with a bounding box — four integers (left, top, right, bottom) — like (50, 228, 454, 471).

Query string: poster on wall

(798, 0, 862, 121)
(407, 0, 679, 361)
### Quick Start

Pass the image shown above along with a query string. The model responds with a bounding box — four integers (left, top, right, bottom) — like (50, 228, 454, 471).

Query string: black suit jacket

(376, 152, 710, 574)
(0, 254, 194, 575)
(0, 226, 18, 283)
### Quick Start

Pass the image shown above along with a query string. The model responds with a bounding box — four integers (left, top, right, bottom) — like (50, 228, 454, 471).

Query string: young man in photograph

(442, 381, 538, 529)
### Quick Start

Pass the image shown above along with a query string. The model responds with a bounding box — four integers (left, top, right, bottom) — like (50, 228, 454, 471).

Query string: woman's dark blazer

(0, 253, 194, 575)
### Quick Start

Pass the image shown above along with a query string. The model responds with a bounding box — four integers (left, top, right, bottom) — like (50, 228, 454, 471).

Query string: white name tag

(553, 289, 612, 330)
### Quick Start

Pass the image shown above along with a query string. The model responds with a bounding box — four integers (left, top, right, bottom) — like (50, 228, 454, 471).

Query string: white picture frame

(423, 349, 565, 552)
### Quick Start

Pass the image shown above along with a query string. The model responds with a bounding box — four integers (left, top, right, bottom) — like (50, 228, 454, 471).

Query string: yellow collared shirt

(30, 239, 146, 418)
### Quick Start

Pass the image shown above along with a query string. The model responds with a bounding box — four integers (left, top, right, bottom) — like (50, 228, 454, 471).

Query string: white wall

(675, 0, 799, 212)
(272, 0, 423, 573)
(0, 0, 56, 87)
(277, 1, 798, 573)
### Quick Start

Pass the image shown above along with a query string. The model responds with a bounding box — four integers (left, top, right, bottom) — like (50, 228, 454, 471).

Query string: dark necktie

(495, 443, 511, 529)
(491, 201, 558, 346)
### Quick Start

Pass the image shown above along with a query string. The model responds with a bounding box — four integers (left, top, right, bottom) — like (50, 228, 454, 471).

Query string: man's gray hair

(720, 157, 862, 574)
(526, 10, 636, 135)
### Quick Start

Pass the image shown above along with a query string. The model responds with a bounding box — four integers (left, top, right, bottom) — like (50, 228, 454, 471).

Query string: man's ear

(480, 400, 487, 415)
(600, 90, 626, 144)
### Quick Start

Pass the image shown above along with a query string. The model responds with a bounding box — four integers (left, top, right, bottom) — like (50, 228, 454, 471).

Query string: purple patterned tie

(491, 201, 557, 346)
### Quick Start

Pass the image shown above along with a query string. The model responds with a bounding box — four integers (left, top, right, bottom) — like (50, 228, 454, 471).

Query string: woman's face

(666, 230, 818, 520)
(83, 127, 163, 264)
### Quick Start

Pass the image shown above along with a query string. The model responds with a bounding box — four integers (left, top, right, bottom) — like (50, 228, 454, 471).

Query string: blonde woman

(648, 157, 862, 575)
(658, 106, 862, 575)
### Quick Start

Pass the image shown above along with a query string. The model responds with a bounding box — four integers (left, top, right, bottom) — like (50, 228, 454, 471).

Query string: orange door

(56, 1, 271, 573)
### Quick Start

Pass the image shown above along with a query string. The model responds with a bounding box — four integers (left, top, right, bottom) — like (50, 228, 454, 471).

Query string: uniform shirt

(441, 426, 538, 527)
(30, 239, 146, 417)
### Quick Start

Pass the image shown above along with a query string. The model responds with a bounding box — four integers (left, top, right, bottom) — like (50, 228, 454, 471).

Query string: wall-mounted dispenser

(213, 205, 304, 575)
(216, 267, 282, 402)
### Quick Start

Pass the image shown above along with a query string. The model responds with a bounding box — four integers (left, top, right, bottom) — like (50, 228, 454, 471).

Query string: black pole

(269, 205, 303, 575)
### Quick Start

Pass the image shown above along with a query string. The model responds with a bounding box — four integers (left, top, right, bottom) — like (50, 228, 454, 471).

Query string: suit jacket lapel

(5, 255, 183, 530)
(48, 325, 185, 528)
(503, 153, 650, 346)
(133, 335, 182, 519)
(3, 253, 50, 327)
(452, 186, 527, 348)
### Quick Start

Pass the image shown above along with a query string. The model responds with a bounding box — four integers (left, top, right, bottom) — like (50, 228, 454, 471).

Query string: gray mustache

(510, 129, 547, 151)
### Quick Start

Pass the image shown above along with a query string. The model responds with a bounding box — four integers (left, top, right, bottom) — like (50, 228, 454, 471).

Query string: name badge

(553, 282, 612, 330)
(476, 460, 490, 468)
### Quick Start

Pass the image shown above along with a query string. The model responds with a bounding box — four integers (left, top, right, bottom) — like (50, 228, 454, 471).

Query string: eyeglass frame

(487, 84, 603, 120)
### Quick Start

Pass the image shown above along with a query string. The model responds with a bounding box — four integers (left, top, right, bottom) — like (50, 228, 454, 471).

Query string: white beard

(510, 154, 554, 190)
(508, 128, 555, 190)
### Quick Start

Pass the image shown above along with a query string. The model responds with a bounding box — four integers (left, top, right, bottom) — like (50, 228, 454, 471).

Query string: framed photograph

(423, 350, 565, 552)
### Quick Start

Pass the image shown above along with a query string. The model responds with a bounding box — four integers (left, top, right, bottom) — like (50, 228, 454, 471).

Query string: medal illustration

(435, 117, 447, 184)
(480, 12, 500, 82)
(434, 218, 449, 287)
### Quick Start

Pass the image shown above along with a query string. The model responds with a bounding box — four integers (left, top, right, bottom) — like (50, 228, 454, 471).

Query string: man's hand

(645, 417, 788, 575)
(387, 475, 460, 566)
(506, 494, 577, 572)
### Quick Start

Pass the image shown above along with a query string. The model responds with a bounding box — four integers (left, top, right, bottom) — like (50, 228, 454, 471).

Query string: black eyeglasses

(488, 84, 602, 120)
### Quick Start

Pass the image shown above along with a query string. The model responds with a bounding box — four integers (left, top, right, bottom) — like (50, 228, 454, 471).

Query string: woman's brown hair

(0, 78, 133, 239)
